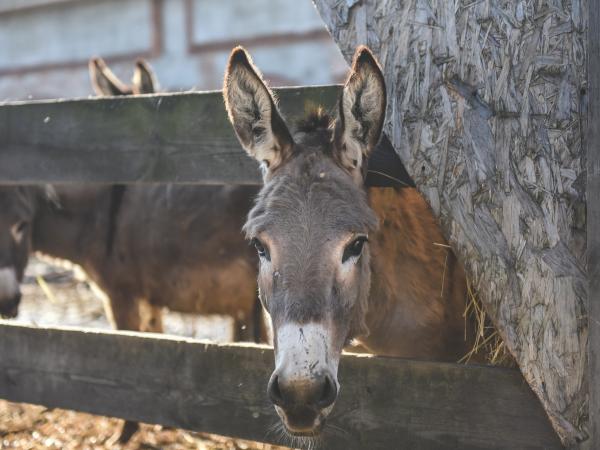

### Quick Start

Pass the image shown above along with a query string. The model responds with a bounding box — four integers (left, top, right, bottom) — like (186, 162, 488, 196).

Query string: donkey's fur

(366, 187, 469, 357)
(224, 46, 477, 436)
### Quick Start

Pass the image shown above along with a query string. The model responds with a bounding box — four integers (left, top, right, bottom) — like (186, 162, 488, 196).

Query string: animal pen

(0, 1, 596, 449)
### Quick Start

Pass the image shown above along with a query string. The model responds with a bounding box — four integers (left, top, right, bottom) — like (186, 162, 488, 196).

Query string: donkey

(0, 58, 262, 340)
(223, 46, 476, 436)
(86, 58, 263, 340)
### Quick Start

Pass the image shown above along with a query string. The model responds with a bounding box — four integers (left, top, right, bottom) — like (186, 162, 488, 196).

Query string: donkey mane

(291, 107, 335, 152)
(293, 107, 333, 134)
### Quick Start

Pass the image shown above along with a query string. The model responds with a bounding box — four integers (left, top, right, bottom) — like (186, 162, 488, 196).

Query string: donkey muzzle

(0, 291, 21, 318)
(269, 322, 341, 434)
(0, 267, 21, 318)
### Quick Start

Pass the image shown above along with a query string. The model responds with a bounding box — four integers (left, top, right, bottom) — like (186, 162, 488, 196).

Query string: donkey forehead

(245, 151, 378, 239)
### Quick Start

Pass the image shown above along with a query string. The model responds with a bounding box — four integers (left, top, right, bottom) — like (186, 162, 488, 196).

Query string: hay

(432, 242, 513, 367)
(460, 279, 515, 367)
(35, 275, 58, 305)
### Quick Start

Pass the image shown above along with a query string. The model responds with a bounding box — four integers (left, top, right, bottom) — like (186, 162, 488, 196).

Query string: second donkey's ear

(89, 57, 130, 96)
(223, 47, 293, 177)
(132, 59, 157, 94)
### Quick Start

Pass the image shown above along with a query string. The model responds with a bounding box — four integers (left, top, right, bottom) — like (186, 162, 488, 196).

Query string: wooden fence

(0, 84, 570, 449)
(0, 85, 411, 187)
(0, 322, 561, 449)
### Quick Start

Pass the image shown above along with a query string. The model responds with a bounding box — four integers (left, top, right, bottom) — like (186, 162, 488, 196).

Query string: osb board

(313, 0, 587, 446)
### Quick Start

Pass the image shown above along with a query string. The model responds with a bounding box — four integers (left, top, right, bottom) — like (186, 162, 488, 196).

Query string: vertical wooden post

(313, 0, 587, 444)
(588, 0, 600, 448)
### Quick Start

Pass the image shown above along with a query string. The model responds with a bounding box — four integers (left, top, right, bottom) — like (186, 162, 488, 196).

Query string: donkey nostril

(8, 293, 21, 310)
(317, 374, 337, 409)
(267, 374, 285, 407)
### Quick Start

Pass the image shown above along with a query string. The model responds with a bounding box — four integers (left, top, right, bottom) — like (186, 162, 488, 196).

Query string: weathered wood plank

(587, 0, 599, 447)
(0, 87, 330, 184)
(312, 0, 586, 445)
(0, 322, 560, 449)
(0, 86, 413, 187)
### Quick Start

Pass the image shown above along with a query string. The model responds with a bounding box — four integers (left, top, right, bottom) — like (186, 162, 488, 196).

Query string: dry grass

(459, 279, 515, 367)
(433, 244, 513, 367)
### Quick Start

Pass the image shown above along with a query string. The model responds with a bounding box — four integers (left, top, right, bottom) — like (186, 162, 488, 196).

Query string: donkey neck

(357, 187, 471, 361)
(32, 186, 113, 267)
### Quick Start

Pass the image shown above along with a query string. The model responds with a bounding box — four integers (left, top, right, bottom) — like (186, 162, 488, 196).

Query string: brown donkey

(0, 61, 262, 338)
(83, 57, 263, 341)
(224, 46, 476, 436)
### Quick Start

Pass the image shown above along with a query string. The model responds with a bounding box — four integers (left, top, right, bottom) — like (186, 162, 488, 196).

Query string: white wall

(0, 0, 153, 70)
(0, 0, 348, 101)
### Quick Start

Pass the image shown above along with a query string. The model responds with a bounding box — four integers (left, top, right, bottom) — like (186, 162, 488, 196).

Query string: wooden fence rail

(0, 322, 560, 449)
(0, 86, 411, 187)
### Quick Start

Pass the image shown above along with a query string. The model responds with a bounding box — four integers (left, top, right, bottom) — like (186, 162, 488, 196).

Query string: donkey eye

(16, 221, 28, 233)
(252, 126, 265, 138)
(11, 221, 29, 242)
(342, 236, 368, 263)
(251, 238, 270, 261)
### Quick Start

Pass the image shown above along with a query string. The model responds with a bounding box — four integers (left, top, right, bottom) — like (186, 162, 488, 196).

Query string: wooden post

(588, 0, 599, 447)
(313, 0, 587, 445)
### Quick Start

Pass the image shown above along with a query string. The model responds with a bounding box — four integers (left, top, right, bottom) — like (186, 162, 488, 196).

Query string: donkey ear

(334, 46, 386, 178)
(88, 57, 130, 96)
(223, 47, 293, 175)
(132, 59, 157, 94)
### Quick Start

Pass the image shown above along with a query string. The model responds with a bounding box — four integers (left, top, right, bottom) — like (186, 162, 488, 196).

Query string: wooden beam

(0, 86, 412, 187)
(0, 322, 560, 449)
(0, 87, 330, 184)
(588, 0, 600, 446)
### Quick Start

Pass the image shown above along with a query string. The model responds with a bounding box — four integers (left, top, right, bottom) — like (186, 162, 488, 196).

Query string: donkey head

(89, 57, 157, 96)
(0, 188, 40, 317)
(224, 46, 385, 435)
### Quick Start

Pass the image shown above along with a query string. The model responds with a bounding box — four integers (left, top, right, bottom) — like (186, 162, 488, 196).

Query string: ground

(0, 400, 286, 450)
(1, 257, 291, 450)
(16, 257, 233, 340)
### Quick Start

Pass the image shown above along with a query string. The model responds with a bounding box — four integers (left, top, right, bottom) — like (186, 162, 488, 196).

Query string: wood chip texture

(312, 0, 587, 446)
